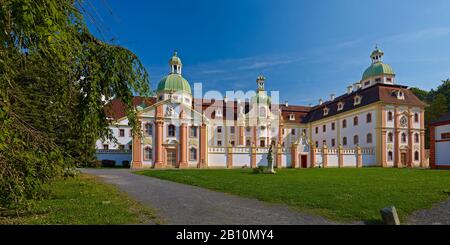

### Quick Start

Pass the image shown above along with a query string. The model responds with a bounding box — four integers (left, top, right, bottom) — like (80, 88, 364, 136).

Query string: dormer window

(323, 107, 329, 116)
(354, 95, 362, 106)
(337, 102, 344, 111)
(289, 114, 295, 121)
(216, 109, 222, 117)
(393, 90, 405, 100)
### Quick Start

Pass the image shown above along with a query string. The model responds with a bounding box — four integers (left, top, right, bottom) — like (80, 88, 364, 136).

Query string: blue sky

(86, 0, 450, 105)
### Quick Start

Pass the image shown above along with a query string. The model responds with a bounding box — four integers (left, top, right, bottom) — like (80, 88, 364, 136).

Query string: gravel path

(80, 168, 340, 225)
(406, 198, 450, 225)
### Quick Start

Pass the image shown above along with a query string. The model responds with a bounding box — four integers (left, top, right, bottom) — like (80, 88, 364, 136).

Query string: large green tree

(0, 0, 150, 209)
(410, 79, 450, 148)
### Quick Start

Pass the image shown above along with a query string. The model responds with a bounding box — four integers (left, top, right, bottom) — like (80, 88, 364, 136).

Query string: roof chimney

(347, 85, 353, 94)
(285, 100, 289, 107)
(319, 98, 323, 105)
(330, 94, 335, 101)
(223, 96, 228, 103)
(353, 82, 362, 91)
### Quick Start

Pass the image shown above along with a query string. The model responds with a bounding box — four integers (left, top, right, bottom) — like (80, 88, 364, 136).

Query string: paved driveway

(80, 168, 339, 225)
(406, 198, 450, 225)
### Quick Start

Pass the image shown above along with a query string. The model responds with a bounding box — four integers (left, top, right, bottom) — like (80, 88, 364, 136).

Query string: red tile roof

(106, 83, 426, 123)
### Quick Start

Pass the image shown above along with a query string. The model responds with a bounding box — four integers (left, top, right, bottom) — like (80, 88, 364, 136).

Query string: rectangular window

(231, 141, 235, 146)
(190, 126, 198, 138)
(217, 126, 222, 133)
(103, 144, 109, 150)
(230, 126, 235, 134)
(315, 141, 318, 148)
(442, 132, 450, 139)
(331, 123, 335, 130)
(260, 140, 265, 147)
(292, 129, 296, 135)
(129, 145, 132, 150)
(331, 138, 335, 147)
(129, 129, 133, 137)
(118, 145, 125, 150)
(322, 140, 326, 146)
(217, 140, 222, 146)
(323, 125, 326, 132)
(119, 129, 125, 137)
(315, 127, 318, 134)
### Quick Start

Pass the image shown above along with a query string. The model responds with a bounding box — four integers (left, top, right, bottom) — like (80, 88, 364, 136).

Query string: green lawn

(136, 168, 450, 223)
(0, 174, 159, 225)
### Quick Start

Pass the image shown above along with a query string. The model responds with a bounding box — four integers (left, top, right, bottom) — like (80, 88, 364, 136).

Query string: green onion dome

(156, 74, 191, 94)
(362, 62, 395, 80)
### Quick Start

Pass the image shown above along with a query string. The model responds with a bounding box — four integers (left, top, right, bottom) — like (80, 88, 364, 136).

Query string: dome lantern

(169, 51, 182, 74)
(370, 45, 384, 64)
(256, 74, 266, 92)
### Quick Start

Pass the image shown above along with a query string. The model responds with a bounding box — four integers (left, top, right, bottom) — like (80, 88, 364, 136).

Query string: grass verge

(0, 173, 160, 225)
(136, 168, 450, 223)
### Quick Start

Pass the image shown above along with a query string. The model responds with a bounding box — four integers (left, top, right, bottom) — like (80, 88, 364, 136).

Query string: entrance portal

(401, 153, 407, 167)
(167, 149, 177, 167)
(300, 155, 308, 168)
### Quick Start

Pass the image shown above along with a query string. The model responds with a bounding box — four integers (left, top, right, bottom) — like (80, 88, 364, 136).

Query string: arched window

(189, 148, 197, 161)
(144, 147, 152, 160)
(388, 132, 393, 142)
(342, 119, 347, 128)
(401, 133, 407, 143)
(414, 133, 419, 143)
(414, 113, 419, 123)
(354, 135, 359, 145)
(246, 139, 251, 146)
(168, 124, 176, 137)
(342, 137, 347, 146)
(414, 151, 419, 161)
(353, 116, 359, 126)
(388, 151, 393, 161)
(259, 106, 266, 117)
(145, 123, 153, 136)
(366, 113, 372, 123)
(367, 133, 373, 144)
(388, 111, 393, 121)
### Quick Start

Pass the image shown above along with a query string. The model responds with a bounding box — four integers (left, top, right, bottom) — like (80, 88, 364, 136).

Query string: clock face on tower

(400, 116, 408, 127)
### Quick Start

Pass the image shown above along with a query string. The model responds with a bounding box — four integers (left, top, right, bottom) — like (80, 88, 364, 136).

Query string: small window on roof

(323, 107, 329, 116)
(393, 90, 405, 100)
(216, 109, 222, 117)
(337, 102, 344, 111)
(289, 114, 295, 121)
(354, 95, 362, 106)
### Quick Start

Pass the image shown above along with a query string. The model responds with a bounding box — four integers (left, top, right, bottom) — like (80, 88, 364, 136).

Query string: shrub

(252, 166, 267, 174)
(101, 160, 116, 168)
(122, 161, 130, 168)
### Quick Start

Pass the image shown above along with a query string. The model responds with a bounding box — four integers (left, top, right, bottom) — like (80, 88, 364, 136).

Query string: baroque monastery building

(96, 47, 428, 169)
